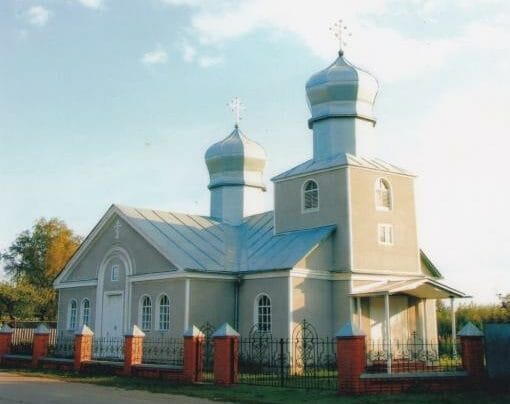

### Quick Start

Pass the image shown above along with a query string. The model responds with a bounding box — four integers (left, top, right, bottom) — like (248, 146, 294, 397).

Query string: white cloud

(412, 82, 510, 302)
(198, 55, 223, 67)
(77, 0, 103, 9)
(26, 6, 51, 27)
(181, 42, 197, 62)
(164, 0, 510, 82)
(141, 48, 169, 65)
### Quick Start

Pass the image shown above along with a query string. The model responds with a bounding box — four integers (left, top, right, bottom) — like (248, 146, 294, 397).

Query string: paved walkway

(0, 372, 216, 404)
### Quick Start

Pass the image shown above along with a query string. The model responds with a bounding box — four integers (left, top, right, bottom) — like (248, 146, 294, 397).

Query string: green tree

(1, 218, 82, 320)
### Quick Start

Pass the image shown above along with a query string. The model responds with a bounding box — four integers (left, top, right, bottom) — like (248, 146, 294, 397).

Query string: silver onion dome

(305, 54, 379, 129)
(205, 126, 267, 190)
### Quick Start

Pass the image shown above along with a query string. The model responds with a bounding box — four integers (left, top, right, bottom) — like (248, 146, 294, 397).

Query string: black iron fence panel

(92, 336, 124, 362)
(200, 322, 216, 382)
(238, 321, 337, 390)
(142, 336, 183, 366)
(47, 333, 75, 359)
(365, 332, 462, 373)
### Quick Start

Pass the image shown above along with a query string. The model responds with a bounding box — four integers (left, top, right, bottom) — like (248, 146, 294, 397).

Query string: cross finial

(113, 219, 122, 240)
(228, 97, 245, 128)
(330, 19, 352, 56)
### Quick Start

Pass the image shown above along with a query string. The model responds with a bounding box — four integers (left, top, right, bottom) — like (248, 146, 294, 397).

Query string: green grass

(2, 367, 510, 403)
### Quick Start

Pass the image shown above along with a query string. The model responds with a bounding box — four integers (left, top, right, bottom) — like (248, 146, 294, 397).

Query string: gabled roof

(420, 250, 443, 279)
(271, 153, 413, 182)
(55, 205, 335, 284)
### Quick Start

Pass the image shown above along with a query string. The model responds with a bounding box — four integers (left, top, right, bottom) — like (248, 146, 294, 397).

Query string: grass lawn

(2, 367, 510, 404)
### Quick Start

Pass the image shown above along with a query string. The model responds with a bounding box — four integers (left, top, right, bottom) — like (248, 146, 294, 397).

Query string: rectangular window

(378, 224, 394, 246)
(111, 264, 119, 281)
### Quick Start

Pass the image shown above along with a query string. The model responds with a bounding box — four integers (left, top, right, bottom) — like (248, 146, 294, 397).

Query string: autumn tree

(1, 218, 82, 320)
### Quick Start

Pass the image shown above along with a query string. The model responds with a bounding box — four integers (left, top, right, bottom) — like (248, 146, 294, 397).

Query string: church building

(54, 45, 466, 343)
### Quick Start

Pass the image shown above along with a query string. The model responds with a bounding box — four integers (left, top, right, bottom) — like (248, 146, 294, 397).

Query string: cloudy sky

(1, 0, 509, 303)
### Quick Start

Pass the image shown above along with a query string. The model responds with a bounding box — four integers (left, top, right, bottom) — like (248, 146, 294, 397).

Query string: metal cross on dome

(330, 19, 352, 55)
(228, 97, 245, 128)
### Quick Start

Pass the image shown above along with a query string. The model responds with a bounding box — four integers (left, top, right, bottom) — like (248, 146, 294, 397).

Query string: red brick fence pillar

(74, 324, 94, 371)
(0, 324, 14, 363)
(336, 322, 366, 395)
(213, 323, 239, 386)
(32, 324, 51, 368)
(124, 325, 145, 376)
(183, 325, 205, 383)
(458, 322, 485, 379)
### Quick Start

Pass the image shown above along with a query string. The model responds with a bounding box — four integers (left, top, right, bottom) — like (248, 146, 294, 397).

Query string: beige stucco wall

(238, 276, 289, 339)
(295, 237, 333, 271)
(350, 167, 420, 273)
(189, 279, 235, 332)
(291, 277, 332, 336)
(331, 280, 352, 333)
(57, 286, 96, 335)
(130, 278, 186, 338)
(64, 214, 175, 282)
(273, 168, 350, 270)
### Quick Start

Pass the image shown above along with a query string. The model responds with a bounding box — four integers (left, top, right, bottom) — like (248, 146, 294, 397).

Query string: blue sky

(1, 0, 509, 303)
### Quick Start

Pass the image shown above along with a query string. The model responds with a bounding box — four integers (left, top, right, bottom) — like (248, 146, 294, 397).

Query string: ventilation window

(303, 180, 319, 212)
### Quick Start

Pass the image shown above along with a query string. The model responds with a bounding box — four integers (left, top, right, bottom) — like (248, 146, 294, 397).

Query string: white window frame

(156, 294, 170, 331)
(111, 264, 120, 281)
(375, 177, 392, 211)
(139, 295, 152, 331)
(68, 299, 77, 330)
(302, 179, 319, 213)
(81, 298, 90, 326)
(378, 223, 394, 246)
(253, 293, 272, 333)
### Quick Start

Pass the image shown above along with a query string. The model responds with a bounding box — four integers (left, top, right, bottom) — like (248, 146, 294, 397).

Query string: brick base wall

(357, 374, 471, 395)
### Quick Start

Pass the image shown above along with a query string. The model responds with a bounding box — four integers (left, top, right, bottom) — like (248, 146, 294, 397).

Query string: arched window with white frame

(140, 295, 152, 331)
(158, 295, 170, 331)
(303, 179, 319, 211)
(81, 298, 90, 326)
(255, 294, 272, 332)
(375, 178, 392, 210)
(68, 299, 77, 330)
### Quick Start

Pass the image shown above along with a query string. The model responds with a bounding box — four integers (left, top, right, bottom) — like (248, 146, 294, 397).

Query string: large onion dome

(305, 53, 379, 129)
(205, 125, 266, 191)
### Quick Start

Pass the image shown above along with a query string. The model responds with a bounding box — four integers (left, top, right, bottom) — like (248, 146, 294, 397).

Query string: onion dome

(305, 52, 379, 129)
(205, 126, 266, 190)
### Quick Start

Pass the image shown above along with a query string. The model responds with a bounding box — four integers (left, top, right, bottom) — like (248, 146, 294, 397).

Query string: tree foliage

(0, 218, 82, 321)
(437, 300, 510, 336)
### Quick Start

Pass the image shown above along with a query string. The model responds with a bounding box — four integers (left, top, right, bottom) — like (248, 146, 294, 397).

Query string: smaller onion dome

(205, 126, 266, 190)
(305, 53, 379, 128)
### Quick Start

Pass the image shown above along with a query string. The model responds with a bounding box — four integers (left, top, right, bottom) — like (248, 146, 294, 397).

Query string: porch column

(384, 293, 391, 374)
(450, 296, 457, 357)
(357, 297, 362, 331)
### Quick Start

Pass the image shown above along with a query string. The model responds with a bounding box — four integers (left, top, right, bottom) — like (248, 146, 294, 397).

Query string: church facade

(54, 48, 465, 343)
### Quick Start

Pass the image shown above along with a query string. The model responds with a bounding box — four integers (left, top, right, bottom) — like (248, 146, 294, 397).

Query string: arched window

(256, 294, 272, 332)
(375, 178, 392, 210)
(140, 295, 152, 331)
(303, 180, 319, 211)
(68, 300, 77, 330)
(81, 299, 90, 326)
(158, 295, 170, 331)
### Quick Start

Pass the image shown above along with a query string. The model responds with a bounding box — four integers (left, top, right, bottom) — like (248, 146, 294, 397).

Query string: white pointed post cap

(75, 324, 94, 336)
(458, 322, 484, 337)
(183, 325, 204, 338)
(0, 324, 13, 333)
(212, 323, 240, 337)
(335, 322, 364, 338)
(34, 324, 50, 334)
(126, 325, 145, 337)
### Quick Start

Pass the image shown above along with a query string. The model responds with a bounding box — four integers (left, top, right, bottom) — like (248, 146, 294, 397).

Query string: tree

(1, 218, 82, 320)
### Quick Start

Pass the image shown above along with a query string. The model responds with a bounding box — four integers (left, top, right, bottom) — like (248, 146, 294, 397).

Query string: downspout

(234, 276, 242, 331)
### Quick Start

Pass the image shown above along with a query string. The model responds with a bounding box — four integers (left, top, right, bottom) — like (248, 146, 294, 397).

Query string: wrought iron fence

(142, 336, 183, 366)
(200, 322, 216, 383)
(47, 333, 75, 359)
(238, 320, 337, 390)
(366, 332, 462, 373)
(92, 336, 124, 362)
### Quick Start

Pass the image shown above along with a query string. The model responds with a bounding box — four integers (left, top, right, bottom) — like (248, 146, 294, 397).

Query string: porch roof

(350, 278, 468, 299)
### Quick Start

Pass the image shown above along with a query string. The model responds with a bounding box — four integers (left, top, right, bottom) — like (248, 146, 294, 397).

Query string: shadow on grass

(2, 367, 510, 404)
